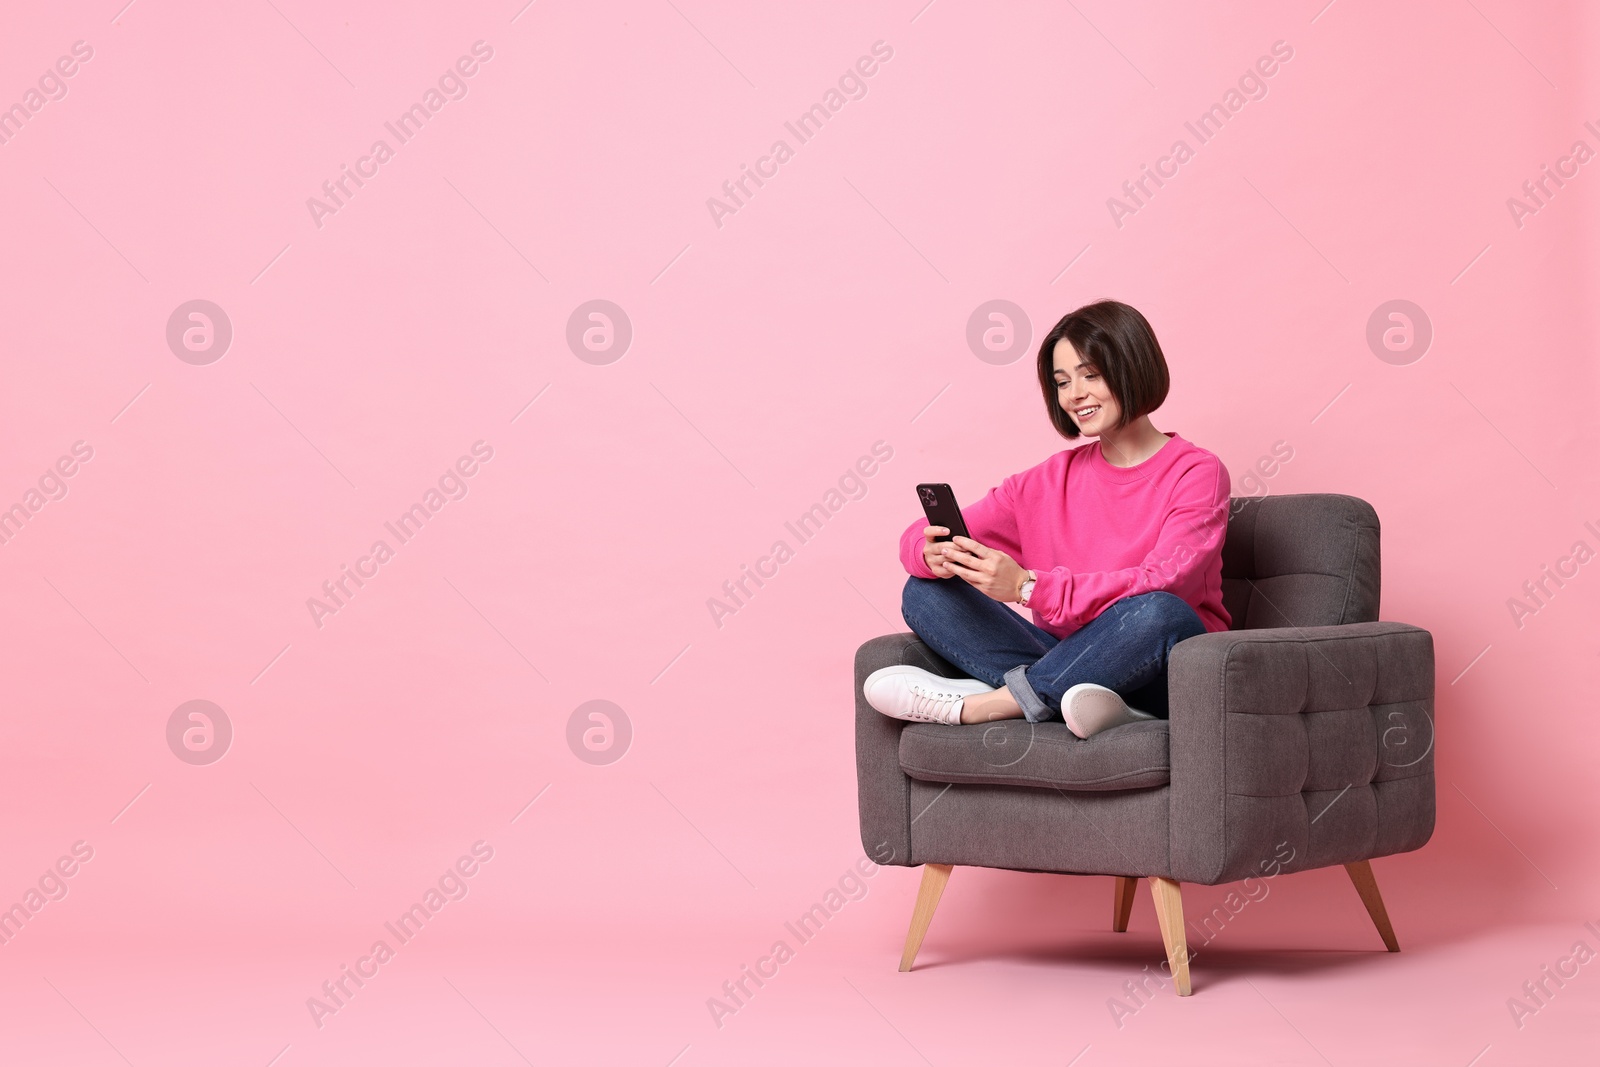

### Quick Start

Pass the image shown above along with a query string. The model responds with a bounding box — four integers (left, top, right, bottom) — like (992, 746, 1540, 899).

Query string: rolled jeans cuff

(1003, 664, 1054, 724)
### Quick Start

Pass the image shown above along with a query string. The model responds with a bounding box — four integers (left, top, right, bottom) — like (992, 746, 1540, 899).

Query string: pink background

(2, 0, 1597, 1063)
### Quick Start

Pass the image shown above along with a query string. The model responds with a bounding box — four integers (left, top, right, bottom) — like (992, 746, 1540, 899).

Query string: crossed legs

(899, 576, 1206, 725)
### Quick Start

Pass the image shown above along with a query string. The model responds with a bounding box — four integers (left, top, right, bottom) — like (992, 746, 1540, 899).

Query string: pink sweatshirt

(900, 431, 1232, 638)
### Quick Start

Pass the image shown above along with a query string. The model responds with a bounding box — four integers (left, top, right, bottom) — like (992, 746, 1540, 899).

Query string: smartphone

(916, 483, 970, 542)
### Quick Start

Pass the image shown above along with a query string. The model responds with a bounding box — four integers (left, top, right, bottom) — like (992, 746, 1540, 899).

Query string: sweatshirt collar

(1088, 431, 1181, 480)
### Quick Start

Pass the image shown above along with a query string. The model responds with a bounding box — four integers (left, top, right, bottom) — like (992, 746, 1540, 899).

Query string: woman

(864, 300, 1232, 738)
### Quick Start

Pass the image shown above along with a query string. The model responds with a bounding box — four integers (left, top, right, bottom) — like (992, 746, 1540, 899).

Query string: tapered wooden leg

(899, 864, 953, 972)
(1147, 876, 1192, 996)
(1344, 860, 1400, 952)
(1112, 876, 1137, 933)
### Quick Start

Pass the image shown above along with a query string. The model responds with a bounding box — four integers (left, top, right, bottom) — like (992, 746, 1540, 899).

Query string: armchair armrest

(1166, 621, 1436, 885)
(854, 633, 960, 867)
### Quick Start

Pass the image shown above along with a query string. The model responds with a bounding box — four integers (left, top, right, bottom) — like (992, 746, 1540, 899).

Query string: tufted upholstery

(1219, 493, 1382, 630)
(855, 494, 1436, 886)
(899, 717, 1170, 791)
(1166, 620, 1435, 884)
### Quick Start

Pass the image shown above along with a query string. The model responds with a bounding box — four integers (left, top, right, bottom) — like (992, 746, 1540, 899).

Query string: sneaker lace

(907, 683, 962, 722)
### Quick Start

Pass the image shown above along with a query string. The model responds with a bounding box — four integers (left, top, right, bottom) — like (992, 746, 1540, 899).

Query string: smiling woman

(864, 300, 1232, 739)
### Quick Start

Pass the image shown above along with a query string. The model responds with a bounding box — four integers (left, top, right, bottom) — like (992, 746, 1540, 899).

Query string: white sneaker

(863, 666, 996, 726)
(1061, 682, 1157, 739)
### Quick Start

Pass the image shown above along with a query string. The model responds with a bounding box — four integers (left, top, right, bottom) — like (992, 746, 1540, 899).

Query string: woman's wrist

(1017, 569, 1038, 604)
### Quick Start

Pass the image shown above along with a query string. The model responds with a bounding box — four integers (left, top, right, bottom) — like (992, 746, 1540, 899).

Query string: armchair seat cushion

(898, 718, 1171, 792)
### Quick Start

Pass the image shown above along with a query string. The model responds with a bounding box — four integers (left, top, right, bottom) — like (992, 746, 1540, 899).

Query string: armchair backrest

(1220, 494, 1381, 630)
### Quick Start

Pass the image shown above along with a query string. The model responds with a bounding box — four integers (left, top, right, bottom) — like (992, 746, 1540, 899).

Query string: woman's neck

(1097, 416, 1169, 468)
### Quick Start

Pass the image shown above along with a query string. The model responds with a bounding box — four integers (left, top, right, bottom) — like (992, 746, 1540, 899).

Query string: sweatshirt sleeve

(899, 476, 1026, 579)
(1025, 459, 1229, 630)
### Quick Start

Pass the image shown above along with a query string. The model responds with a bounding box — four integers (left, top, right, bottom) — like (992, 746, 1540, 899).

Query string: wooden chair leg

(1344, 860, 1400, 952)
(1147, 876, 1192, 995)
(899, 864, 953, 972)
(1112, 876, 1137, 933)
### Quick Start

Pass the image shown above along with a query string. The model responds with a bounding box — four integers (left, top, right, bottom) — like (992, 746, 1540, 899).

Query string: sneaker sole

(1062, 683, 1150, 739)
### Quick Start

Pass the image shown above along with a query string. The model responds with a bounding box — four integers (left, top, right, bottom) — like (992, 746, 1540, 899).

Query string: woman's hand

(920, 526, 957, 578)
(942, 535, 1030, 602)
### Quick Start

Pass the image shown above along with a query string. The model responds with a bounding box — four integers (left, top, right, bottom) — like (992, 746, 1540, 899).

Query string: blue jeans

(900, 577, 1207, 724)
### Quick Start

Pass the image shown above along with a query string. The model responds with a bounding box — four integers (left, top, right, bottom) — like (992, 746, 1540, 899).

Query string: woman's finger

(952, 535, 989, 558)
(943, 551, 979, 570)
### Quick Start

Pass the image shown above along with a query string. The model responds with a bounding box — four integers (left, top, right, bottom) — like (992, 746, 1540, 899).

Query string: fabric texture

(857, 493, 1437, 886)
(905, 778, 1173, 876)
(899, 718, 1171, 791)
(1165, 620, 1436, 884)
(898, 432, 1233, 639)
(1218, 492, 1382, 629)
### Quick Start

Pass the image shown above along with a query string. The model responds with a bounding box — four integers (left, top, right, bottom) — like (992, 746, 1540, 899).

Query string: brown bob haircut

(1036, 300, 1170, 439)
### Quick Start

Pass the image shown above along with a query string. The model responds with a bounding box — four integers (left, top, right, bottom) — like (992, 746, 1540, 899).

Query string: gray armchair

(854, 493, 1435, 993)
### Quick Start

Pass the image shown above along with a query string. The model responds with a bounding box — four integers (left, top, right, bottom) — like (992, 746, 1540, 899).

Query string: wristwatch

(1018, 571, 1037, 605)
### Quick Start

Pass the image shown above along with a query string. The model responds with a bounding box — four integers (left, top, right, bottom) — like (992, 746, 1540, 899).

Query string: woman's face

(1053, 340, 1119, 436)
